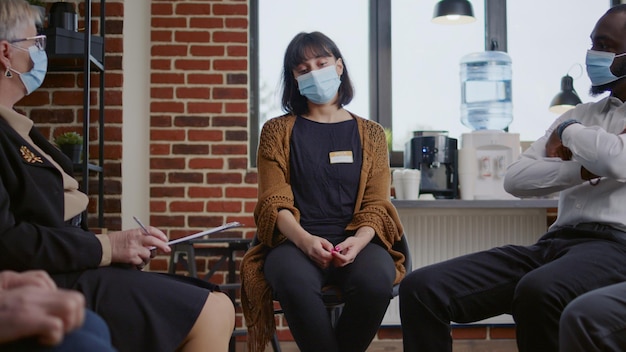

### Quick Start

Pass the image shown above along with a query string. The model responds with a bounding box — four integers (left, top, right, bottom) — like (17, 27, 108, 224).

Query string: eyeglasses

(9, 35, 46, 51)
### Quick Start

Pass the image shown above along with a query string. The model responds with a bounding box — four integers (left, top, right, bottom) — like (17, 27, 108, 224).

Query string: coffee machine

(459, 130, 520, 199)
(404, 131, 458, 199)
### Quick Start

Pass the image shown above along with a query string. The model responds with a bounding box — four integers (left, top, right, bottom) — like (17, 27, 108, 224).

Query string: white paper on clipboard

(167, 222, 243, 246)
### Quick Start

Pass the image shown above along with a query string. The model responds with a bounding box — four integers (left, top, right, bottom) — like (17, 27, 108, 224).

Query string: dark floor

(235, 339, 518, 352)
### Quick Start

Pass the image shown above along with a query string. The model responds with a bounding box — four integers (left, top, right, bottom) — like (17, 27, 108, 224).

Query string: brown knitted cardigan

(241, 112, 405, 352)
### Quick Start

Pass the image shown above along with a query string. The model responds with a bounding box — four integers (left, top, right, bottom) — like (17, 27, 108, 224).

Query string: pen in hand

(133, 216, 157, 251)
(133, 216, 150, 236)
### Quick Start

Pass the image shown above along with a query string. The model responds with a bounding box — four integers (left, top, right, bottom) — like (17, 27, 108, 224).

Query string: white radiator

(381, 206, 550, 326)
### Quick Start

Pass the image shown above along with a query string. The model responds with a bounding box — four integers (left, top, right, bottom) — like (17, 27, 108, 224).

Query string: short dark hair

(280, 31, 354, 116)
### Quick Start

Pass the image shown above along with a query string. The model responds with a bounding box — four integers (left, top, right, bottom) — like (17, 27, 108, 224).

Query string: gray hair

(0, 0, 42, 41)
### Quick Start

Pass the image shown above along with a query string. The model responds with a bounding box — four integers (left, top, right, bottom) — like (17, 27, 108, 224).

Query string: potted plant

(384, 128, 393, 152)
(384, 128, 403, 167)
(54, 131, 83, 163)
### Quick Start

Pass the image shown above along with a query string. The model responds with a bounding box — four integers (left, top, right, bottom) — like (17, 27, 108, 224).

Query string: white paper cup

(402, 169, 421, 200)
(393, 169, 405, 200)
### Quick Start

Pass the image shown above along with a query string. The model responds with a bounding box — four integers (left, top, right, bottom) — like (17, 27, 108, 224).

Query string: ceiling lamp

(549, 74, 582, 114)
(432, 0, 476, 25)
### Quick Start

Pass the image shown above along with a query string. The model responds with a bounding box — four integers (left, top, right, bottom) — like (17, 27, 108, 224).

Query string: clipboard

(167, 222, 243, 245)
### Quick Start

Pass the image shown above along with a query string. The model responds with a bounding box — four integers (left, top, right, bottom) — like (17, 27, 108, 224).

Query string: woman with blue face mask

(0, 1, 235, 351)
(3, 34, 46, 95)
(241, 31, 406, 352)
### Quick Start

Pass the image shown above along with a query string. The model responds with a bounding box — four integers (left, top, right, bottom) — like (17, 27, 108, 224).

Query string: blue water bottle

(460, 51, 513, 130)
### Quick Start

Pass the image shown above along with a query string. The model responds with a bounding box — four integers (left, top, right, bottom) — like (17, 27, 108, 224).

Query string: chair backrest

(249, 232, 261, 247)
(393, 233, 412, 274)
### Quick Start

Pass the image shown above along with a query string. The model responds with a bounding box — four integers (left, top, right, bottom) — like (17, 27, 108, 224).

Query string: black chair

(168, 237, 252, 352)
(251, 233, 413, 352)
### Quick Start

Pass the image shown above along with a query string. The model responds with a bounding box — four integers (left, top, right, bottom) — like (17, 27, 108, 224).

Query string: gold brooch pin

(20, 146, 43, 164)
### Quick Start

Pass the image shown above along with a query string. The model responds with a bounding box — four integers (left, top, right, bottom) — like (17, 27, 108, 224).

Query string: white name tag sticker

(329, 151, 354, 164)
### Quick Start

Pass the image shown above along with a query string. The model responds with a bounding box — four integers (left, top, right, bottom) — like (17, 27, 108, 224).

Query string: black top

(290, 116, 362, 236)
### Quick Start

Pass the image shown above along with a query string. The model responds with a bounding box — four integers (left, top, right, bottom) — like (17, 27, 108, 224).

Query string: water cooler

(458, 51, 520, 200)
(460, 131, 519, 199)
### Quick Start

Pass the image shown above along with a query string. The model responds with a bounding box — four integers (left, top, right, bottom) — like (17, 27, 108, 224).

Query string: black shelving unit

(44, 0, 105, 227)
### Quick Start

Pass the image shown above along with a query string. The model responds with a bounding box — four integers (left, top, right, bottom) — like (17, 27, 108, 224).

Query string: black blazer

(0, 117, 102, 273)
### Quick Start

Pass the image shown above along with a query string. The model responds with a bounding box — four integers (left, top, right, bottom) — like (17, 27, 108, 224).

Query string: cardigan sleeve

(254, 116, 299, 247)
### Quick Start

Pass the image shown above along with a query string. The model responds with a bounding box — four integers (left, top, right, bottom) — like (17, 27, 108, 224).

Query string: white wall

(121, 0, 151, 228)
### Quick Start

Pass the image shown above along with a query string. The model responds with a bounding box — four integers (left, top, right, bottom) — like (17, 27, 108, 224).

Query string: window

(390, 0, 610, 151)
(251, 0, 370, 165)
(507, 1, 609, 141)
(252, 0, 612, 165)
(390, 0, 485, 150)
(254, 0, 370, 140)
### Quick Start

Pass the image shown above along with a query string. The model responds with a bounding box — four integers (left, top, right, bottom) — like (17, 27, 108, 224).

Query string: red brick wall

(147, 0, 255, 242)
(148, 0, 256, 336)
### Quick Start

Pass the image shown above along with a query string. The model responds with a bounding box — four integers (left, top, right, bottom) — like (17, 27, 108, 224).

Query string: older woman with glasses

(0, 1, 234, 351)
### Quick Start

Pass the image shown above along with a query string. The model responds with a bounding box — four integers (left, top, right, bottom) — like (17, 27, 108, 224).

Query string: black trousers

(399, 225, 626, 352)
(559, 281, 626, 352)
(264, 239, 396, 352)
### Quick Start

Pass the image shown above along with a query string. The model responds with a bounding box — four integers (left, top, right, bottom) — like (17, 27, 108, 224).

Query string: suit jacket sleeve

(0, 123, 102, 272)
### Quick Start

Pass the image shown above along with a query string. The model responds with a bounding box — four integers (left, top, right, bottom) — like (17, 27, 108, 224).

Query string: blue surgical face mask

(296, 64, 341, 104)
(586, 49, 626, 86)
(11, 45, 48, 95)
